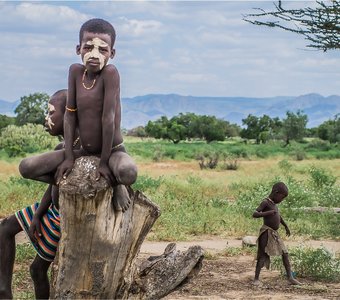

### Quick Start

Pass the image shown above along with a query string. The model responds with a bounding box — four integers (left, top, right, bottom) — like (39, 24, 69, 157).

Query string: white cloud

(0, 3, 90, 31)
(119, 17, 163, 37)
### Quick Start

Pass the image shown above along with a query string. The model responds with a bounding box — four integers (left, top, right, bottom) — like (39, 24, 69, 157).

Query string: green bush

(0, 124, 58, 157)
(272, 246, 340, 282)
(132, 175, 163, 193)
(308, 166, 336, 188)
(278, 159, 293, 173)
(305, 139, 332, 151)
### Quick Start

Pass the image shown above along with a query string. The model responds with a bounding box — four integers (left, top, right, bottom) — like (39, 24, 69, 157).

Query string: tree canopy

(240, 114, 281, 144)
(15, 92, 49, 126)
(145, 113, 240, 143)
(0, 114, 15, 130)
(244, 1, 340, 51)
(282, 110, 308, 145)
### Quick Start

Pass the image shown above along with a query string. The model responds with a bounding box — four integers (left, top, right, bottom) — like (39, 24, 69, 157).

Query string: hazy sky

(1, 0, 339, 102)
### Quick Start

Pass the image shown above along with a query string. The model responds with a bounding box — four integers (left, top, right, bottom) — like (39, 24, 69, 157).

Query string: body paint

(83, 37, 109, 70)
(46, 103, 55, 130)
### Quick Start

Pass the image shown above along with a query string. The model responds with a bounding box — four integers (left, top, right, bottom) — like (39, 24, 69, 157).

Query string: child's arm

(252, 200, 276, 218)
(28, 185, 52, 245)
(96, 65, 120, 185)
(56, 65, 78, 183)
(280, 216, 291, 236)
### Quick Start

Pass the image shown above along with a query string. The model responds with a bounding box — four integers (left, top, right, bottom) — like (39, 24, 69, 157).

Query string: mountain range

(1, 93, 339, 129)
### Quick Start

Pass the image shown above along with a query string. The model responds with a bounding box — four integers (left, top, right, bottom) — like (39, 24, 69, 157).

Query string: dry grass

(0, 160, 20, 180)
(138, 158, 340, 185)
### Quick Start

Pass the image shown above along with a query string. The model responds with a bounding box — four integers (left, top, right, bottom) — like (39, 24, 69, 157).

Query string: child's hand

(55, 159, 75, 184)
(96, 163, 114, 186)
(28, 216, 42, 246)
(267, 210, 276, 216)
(285, 227, 291, 237)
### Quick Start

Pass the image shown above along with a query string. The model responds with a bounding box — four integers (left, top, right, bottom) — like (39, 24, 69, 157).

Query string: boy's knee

(19, 158, 33, 179)
(30, 261, 46, 282)
(116, 164, 137, 186)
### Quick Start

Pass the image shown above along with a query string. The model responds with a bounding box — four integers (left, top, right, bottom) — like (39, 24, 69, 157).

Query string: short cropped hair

(272, 182, 288, 195)
(79, 18, 116, 47)
(50, 89, 67, 113)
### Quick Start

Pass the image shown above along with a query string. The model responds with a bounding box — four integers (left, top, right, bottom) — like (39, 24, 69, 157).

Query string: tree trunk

(51, 156, 204, 299)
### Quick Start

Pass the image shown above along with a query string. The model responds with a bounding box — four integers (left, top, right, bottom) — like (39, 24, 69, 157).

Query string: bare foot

(288, 277, 302, 285)
(112, 185, 131, 212)
(252, 279, 262, 286)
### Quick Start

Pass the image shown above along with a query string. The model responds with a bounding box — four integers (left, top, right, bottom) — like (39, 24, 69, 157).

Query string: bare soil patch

(163, 255, 340, 300)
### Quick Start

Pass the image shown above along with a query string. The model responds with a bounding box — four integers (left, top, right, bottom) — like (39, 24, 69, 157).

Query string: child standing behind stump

(252, 182, 301, 286)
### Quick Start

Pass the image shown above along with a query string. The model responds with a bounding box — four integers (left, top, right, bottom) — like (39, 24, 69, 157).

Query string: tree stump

(51, 156, 204, 299)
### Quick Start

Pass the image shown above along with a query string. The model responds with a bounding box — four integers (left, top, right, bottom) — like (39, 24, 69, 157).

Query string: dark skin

(0, 94, 72, 299)
(253, 182, 301, 286)
(19, 30, 137, 212)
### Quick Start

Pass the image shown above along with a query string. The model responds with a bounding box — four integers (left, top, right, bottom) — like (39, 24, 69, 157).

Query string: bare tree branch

(244, 1, 340, 51)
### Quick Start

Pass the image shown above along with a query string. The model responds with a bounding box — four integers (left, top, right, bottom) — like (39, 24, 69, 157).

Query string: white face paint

(82, 37, 109, 70)
(45, 103, 55, 130)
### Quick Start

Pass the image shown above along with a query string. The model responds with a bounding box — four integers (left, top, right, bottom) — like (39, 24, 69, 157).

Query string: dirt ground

(139, 238, 340, 300)
(162, 255, 340, 300)
(13, 232, 340, 299)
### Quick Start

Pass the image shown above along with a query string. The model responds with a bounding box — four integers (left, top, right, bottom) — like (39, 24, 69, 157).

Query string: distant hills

(1, 93, 339, 129)
(0, 99, 19, 116)
(121, 93, 339, 129)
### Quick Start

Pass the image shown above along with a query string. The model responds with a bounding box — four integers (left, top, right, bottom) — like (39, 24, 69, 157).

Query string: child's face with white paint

(77, 31, 114, 73)
(45, 97, 64, 136)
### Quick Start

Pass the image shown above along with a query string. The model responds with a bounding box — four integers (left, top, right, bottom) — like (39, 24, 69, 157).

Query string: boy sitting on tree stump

(19, 18, 137, 212)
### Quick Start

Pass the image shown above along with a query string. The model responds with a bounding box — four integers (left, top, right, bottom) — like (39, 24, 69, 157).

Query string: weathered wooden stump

(51, 156, 204, 299)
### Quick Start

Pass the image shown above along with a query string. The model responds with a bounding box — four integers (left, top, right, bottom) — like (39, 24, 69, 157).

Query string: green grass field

(0, 137, 339, 298)
(1, 138, 339, 239)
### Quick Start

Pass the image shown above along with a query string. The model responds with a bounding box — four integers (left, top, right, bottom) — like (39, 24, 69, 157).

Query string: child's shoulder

(101, 64, 120, 80)
(69, 63, 84, 73)
(102, 64, 118, 74)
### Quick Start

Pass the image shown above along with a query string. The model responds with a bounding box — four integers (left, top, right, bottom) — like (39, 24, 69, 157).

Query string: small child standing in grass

(252, 182, 301, 286)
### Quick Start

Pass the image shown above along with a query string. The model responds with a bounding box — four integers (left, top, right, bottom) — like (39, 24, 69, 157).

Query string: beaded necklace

(266, 197, 275, 205)
(82, 69, 97, 90)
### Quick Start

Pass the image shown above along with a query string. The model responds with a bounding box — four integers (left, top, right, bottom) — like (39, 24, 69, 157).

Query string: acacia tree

(241, 114, 281, 144)
(317, 114, 340, 143)
(244, 1, 340, 51)
(15, 92, 49, 126)
(282, 110, 308, 145)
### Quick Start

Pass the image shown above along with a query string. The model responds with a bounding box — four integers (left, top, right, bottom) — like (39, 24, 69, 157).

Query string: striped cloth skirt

(15, 202, 60, 262)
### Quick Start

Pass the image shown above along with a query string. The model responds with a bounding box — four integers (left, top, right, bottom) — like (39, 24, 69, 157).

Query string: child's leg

(0, 216, 22, 299)
(282, 253, 301, 285)
(108, 151, 137, 186)
(109, 151, 137, 212)
(112, 184, 131, 212)
(254, 230, 268, 283)
(30, 255, 52, 299)
(19, 150, 66, 184)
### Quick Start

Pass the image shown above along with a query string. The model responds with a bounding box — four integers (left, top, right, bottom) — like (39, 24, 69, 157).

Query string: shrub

(272, 246, 340, 282)
(294, 150, 306, 161)
(308, 166, 336, 188)
(0, 124, 58, 157)
(305, 139, 332, 151)
(196, 151, 219, 169)
(219, 152, 239, 170)
(255, 147, 270, 158)
(152, 145, 165, 162)
(278, 159, 293, 173)
(132, 175, 163, 193)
